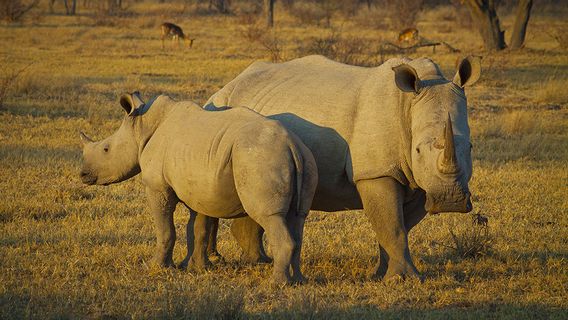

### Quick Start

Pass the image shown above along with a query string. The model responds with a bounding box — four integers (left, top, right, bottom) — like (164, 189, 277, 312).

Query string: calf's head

(79, 92, 145, 185)
(393, 56, 481, 214)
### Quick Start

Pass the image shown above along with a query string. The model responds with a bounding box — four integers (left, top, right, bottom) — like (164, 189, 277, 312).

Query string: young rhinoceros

(79, 92, 318, 284)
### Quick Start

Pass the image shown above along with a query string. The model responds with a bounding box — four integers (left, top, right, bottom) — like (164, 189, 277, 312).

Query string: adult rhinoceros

(202, 55, 480, 281)
(79, 92, 318, 284)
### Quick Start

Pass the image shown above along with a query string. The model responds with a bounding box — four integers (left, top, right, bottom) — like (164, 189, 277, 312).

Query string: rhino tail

(288, 142, 304, 215)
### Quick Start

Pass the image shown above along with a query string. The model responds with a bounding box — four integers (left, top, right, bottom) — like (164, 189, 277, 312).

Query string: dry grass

(1, 2, 567, 319)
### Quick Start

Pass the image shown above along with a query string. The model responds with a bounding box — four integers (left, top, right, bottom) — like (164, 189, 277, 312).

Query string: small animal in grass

(398, 28, 419, 44)
(472, 213, 489, 227)
(160, 22, 195, 49)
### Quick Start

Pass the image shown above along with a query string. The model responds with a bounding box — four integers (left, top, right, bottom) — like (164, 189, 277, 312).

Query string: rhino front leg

(356, 177, 420, 281)
(230, 217, 272, 264)
(146, 187, 178, 268)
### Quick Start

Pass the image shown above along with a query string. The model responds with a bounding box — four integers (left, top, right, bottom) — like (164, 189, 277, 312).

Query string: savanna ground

(1, 1, 567, 318)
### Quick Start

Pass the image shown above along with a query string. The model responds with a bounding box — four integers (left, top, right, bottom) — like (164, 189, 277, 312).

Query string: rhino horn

(438, 113, 459, 174)
(80, 131, 93, 145)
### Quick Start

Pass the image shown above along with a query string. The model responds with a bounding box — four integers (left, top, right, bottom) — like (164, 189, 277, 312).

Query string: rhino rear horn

(120, 91, 145, 116)
(453, 56, 482, 88)
(438, 113, 459, 174)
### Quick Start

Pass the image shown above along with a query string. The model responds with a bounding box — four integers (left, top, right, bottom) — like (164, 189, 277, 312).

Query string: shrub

(386, 0, 424, 30)
(0, 62, 32, 108)
(297, 32, 376, 66)
(445, 213, 493, 259)
(0, 0, 39, 23)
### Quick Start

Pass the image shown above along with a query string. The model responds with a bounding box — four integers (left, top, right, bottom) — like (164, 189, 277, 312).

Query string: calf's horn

(438, 113, 459, 174)
(80, 131, 93, 145)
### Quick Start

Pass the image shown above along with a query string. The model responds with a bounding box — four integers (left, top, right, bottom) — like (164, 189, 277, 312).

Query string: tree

(463, 0, 534, 51)
(209, 0, 230, 13)
(509, 0, 532, 49)
(463, 0, 506, 51)
(264, 0, 274, 28)
(64, 0, 77, 15)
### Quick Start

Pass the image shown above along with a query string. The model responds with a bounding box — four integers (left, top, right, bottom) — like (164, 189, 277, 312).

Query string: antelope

(398, 28, 419, 44)
(161, 22, 195, 50)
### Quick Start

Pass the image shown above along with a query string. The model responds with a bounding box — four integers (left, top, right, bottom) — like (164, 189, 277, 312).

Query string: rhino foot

(384, 266, 423, 283)
(291, 274, 308, 285)
(241, 252, 272, 264)
(186, 256, 213, 273)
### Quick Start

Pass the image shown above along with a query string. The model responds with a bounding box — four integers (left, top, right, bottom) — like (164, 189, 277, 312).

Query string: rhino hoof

(184, 256, 213, 273)
(241, 253, 272, 265)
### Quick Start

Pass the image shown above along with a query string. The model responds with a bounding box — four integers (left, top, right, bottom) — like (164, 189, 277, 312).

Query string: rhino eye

(415, 147, 420, 154)
(103, 145, 109, 153)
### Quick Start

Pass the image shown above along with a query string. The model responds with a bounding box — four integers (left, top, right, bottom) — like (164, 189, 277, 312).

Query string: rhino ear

(453, 56, 482, 88)
(393, 64, 422, 94)
(119, 91, 145, 115)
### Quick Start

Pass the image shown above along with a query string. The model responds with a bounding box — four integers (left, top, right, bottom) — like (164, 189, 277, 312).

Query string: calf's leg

(146, 187, 178, 267)
(250, 213, 295, 284)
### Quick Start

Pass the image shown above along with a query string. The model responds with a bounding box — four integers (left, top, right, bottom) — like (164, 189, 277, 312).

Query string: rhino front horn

(80, 131, 93, 145)
(438, 114, 459, 174)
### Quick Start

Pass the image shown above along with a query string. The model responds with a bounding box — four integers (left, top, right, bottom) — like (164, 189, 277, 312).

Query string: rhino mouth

(425, 190, 472, 214)
(80, 170, 97, 185)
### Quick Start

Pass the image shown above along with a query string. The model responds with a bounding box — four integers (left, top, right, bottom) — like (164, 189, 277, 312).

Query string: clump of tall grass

(433, 212, 493, 260)
(533, 76, 568, 106)
(297, 31, 376, 66)
(0, 62, 32, 108)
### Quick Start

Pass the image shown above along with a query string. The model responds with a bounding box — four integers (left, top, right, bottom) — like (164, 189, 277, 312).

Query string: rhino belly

(171, 173, 245, 218)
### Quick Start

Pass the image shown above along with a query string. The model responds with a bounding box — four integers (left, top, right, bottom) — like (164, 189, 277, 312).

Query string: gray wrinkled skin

(205, 55, 480, 280)
(80, 93, 318, 284)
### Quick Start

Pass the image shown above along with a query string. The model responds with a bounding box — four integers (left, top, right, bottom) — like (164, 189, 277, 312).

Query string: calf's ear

(453, 56, 481, 88)
(120, 91, 145, 115)
(392, 64, 422, 94)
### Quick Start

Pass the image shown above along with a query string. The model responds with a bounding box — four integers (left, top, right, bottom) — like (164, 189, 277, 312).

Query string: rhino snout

(80, 170, 97, 185)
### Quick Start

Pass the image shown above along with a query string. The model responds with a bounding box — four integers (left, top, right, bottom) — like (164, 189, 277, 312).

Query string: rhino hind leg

(286, 211, 307, 284)
(368, 245, 389, 280)
(357, 178, 420, 281)
(230, 217, 272, 264)
(251, 213, 295, 284)
(186, 211, 213, 272)
(206, 218, 225, 263)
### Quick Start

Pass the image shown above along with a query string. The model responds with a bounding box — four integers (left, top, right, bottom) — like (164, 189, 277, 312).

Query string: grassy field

(1, 1, 567, 318)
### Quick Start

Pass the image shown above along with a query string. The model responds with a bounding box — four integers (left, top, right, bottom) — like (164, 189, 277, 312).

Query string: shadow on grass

(1, 291, 565, 320)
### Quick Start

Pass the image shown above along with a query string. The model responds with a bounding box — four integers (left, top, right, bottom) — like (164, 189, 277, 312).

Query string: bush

(0, 0, 39, 23)
(386, 0, 424, 30)
(0, 62, 32, 108)
(297, 31, 376, 66)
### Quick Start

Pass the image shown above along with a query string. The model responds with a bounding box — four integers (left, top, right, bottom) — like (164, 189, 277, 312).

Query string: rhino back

(208, 55, 411, 184)
(142, 104, 275, 216)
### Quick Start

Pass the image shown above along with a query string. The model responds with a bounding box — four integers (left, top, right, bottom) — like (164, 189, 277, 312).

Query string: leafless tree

(264, 0, 274, 28)
(464, 0, 533, 51)
(0, 0, 39, 22)
(509, 0, 532, 49)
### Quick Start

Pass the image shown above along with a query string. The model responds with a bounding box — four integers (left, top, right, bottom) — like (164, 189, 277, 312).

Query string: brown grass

(0, 2, 567, 319)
